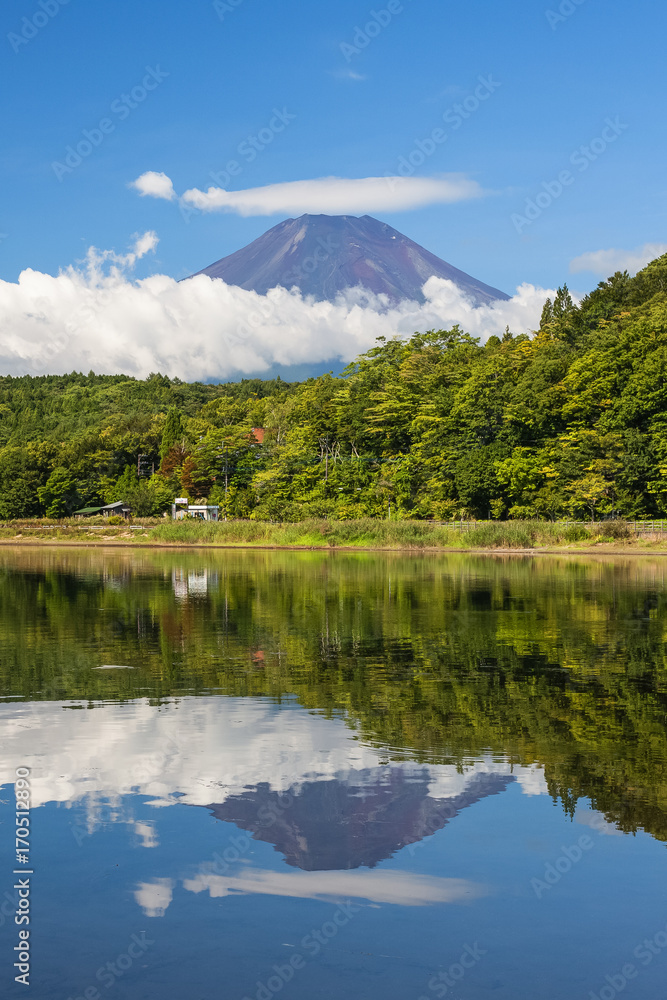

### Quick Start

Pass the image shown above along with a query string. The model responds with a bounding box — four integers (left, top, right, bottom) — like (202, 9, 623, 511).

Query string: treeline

(3, 252, 667, 520)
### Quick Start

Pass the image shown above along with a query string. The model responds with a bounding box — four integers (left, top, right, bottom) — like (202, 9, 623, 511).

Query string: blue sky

(2, 0, 664, 296)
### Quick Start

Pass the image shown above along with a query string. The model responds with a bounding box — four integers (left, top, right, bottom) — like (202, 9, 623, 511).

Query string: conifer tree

(160, 409, 184, 460)
(540, 298, 554, 329)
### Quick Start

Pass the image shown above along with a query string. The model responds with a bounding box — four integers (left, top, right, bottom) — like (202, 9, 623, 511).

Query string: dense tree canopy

(2, 254, 667, 520)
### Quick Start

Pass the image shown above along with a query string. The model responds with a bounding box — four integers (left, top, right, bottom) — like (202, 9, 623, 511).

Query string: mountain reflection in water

(2, 548, 667, 1000)
(1, 546, 666, 845)
(0, 696, 532, 870)
(206, 769, 514, 870)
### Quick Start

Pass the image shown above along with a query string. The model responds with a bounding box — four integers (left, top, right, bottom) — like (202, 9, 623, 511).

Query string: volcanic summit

(189, 214, 509, 305)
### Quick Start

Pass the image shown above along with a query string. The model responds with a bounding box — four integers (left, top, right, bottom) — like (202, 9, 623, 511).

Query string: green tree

(540, 298, 554, 329)
(567, 471, 611, 521)
(105, 464, 138, 503)
(160, 408, 184, 460)
(37, 467, 79, 518)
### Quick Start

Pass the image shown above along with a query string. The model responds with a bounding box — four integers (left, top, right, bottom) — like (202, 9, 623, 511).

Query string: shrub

(561, 523, 591, 542)
(594, 519, 633, 540)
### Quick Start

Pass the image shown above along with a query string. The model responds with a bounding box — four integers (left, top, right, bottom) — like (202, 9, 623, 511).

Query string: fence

(574, 520, 667, 535)
(434, 520, 667, 534)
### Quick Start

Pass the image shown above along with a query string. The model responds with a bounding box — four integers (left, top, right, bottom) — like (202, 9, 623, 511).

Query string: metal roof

(74, 501, 131, 515)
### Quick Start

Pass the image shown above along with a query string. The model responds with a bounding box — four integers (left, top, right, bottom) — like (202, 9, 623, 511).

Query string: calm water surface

(1, 547, 667, 999)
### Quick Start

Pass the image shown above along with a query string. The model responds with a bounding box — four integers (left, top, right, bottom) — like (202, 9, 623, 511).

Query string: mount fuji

(189, 214, 509, 305)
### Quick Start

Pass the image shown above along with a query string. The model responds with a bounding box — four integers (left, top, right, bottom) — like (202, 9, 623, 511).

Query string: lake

(1, 546, 667, 1000)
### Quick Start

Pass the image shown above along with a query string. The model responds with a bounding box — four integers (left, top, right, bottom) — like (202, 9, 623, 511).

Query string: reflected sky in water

(1, 548, 667, 999)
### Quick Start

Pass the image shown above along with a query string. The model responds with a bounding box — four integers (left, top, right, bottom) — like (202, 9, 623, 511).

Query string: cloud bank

(0, 234, 553, 380)
(569, 242, 667, 277)
(131, 171, 485, 216)
(1, 696, 548, 812)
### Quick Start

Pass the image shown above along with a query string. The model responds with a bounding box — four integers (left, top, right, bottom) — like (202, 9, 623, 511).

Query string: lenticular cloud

(0, 236, 553, 379)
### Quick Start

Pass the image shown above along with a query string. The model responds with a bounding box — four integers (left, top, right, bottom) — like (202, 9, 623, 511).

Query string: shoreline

(2, 517, 665, 556)
(1, 538, 667, 556)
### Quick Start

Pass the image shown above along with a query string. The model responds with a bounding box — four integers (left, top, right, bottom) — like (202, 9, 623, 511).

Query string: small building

(171, 498, 219, 521)
(102, 501, 132, 520)
(74, 506, 102, 518)
(74, 501, 132, 520)
(172, 498, 189, 520)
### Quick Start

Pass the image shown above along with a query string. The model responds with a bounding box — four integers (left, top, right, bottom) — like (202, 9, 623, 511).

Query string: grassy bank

(0, 516, 660, 550)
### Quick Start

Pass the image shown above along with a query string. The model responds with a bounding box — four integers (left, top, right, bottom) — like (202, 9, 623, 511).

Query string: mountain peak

(190, 214, 509, 305)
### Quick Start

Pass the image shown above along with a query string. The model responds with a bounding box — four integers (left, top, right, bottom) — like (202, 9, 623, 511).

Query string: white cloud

(574, 808, 623, 837)
(134, 879, 174, 917)
(126, 230, 159, 264)
(569, 243, 667, 277)
(135, 821, 159, 848)
(0, 697, 553, 813)
(515, 765, 549, 797)
(129, 172, 484, 216)
(181, 175, 484, 216)
(130, 170, 176, 201)
(332, 68, 368, 82)
(183, 868, 486, 907)
(0, 235, 553, 381)
(83, 230, 159, 274)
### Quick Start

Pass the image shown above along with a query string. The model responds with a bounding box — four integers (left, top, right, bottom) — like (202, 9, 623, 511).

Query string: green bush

(561, 523, 592, 542)
(593, 519, 633, 540)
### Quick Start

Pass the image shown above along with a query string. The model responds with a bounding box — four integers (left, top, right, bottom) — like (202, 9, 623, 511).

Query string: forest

(2, 251, 667, 521)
